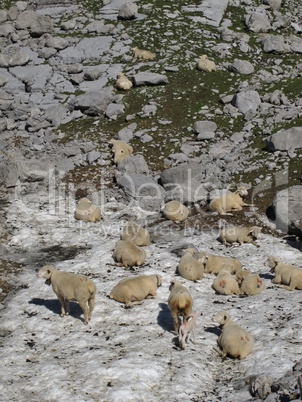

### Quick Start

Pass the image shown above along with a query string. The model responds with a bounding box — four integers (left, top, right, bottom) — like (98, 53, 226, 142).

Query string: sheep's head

(236, 186, 249, 196)
(249, 226, 262, 238)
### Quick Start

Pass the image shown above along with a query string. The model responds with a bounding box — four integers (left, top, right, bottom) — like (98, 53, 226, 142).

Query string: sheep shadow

(29, 298, 84, 322)
(157, 302, 174, 332)
(260, 272, 274, 280)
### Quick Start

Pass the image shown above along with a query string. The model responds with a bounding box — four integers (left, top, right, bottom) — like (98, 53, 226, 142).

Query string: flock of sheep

(36, 136, 302, 359)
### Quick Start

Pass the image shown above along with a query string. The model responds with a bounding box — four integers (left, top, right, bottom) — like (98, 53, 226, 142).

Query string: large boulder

(69, 87, 115, 116)
(266, 127, 302, 152)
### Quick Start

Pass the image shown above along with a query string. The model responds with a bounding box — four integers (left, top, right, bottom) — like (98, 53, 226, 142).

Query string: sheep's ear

(47, 269, 51, 274)
(224, 314, 228, 321)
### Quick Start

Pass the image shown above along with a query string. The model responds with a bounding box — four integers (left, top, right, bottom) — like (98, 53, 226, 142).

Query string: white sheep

(168, 280, 193, 334)
(198, 251, 242, 275)
(36, 265, 96, 325)
(115, 72, 133, 90)
(113, 240, 146, 268)
(132, 46, 154, 61)
(109, 274, 162, 307)
(74, 197, 101, 222)
(178, 312, 202, 350)
(237, 271, 265, 296)
(162, 200, 189, 222)
(213, 310, 254, 359)
(177, 248, 204, 281)
(121, 221, 151, 246)
(212, 269, 241, 296)
(267, 256, 302, 291)
(220, 226, 262, 247)
(197, 55, 216, 72)
(209, 186, 253, 216)
(109, 139, 133, 165)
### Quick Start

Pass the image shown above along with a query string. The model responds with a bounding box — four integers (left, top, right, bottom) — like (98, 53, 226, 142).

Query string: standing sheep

(162, 200, 189, 222)
(178, 312, 202, 350)
(197, 55, 216, 72)
(220, 226, 262, 247)
(198, 251, 242, 275)
(177, 248, 204, 281)
(168, 281, 193, 333)
(212, 269, 241, 296)
(121, 221, 151, 246)
(213, 310, 254, 359)
(109, 274, 162, 307)
(36, 265, 96, 325)
(115, 72, 133, 90)
(132, 46, 154, 61)
(267, 256, 302, 291)
(74, 197, 101, 223)
(237, 271, 265, 296)
(209, 186, 253, 216)
(109, 139, 133, 165)
(113, 240, 146, 268)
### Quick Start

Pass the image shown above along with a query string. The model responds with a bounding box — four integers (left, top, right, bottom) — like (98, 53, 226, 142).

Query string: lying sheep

(74, 197, 101, 222)
(162, 200, 189, 222)
(132, 46, 154, 61)
(109, 139, 133, 165)
(121, 221, 151, 246)
(209, 186, 253, 216)
(237, 270, 265, 296)
(109, 274, 162, 307)
(220, 226, 262, 247)
(198, 251, 242, 275)
(268, 256, 302, 291)
(36, 265, 96, 325)
(113, 240, 146, 268)
(197, 55, 216, 72)
(213, 310, 254, 359)
(177, 248, 204, 282)
(168, 280, 193, 333)
(115, 72, 133, 90)
(178, 312, 202, 350)
(212, 269, 241, 296)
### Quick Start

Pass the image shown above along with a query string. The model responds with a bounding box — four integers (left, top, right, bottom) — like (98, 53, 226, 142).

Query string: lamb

(267, 256, 302, 291)
(212, 269, 241, 296)
(168, 280, 193, 333)
(220, 226, 262, 247)
(132, 46, 154, 61)
(113, 240, 146, 268)
(115, 72, 133, 90)
(197, 55, 216, 72)
(237, 270, 265, 296)
(36, 265, 96, 325)
(178, 312, 202, 350)
(121, 221, 151, 246)
(213, 310, 254, 359)
(109, 139, 133, 165)
(74, 197, 101, 222)
(109, 274, 162, 307)
(198, 251, 242, 275)
(177, 248, 204, 282)
(162, 200, 189, 222)
(209, 186, 253, 216)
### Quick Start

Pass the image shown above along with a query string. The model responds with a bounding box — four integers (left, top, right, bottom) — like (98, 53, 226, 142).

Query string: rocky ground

(0, 0, 302, 401)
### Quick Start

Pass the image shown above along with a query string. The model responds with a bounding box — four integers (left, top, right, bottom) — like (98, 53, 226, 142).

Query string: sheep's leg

(65, 299, 70, 316)
(88, 297, 95, 320)
(172, 312, 180, 334)
(272, 276, 282, 284)
(78, 300, 89, 324)
(191, 328, 196, 344)
(56, 294, 66, 317)
(282, 281, 296, 291)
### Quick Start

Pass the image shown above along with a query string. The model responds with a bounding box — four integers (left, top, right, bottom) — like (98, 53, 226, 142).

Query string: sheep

(113, 240, 146, 268)
(213, 310, 254, 359)
(74, 197, 101, 222)
(132, 46, 154, 61)
(109, 139, 133, 165)
(220, 226, 262, 247)
(109, 274, 162, 307)
(237, 270, 265, 296)
(162, 200, 189, 222)
(198, 251, 242, 275)
(267, 256, 302, 291)
(168, 280, 193, 334)
(115, 72, 133, 90)
(178, 312, 202, 350)
(197, 55, 216, 72)
(36, 265, 96, 325)
(121, 221, 151, 246)
(209, 186, 253, 216)
(212, 269, 241, 296)
(177, 248, 204, 282)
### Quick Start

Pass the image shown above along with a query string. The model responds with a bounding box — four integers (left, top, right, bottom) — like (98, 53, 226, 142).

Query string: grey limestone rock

(266, 127, 302, 152)
(245, 12, 271, 33)
(192, 120, 217, 140)
(133, 72, 169, 87)
(228, 59, 254, 75)
(232, 89, 261, 116)
(118, 2, 138, 20)
(117, 155, 149, 175)
(69, 87, 115, 116)
(262, 35, 291, 53)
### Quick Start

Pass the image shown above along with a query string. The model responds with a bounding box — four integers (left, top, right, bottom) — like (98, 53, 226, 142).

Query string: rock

(262, 35, 291, 53)
(192, 120, 217, 140)
(86, 150, 101, 164)
(105, 103, 125, 120)
(245, 12, 271, 33)
(266, 127, 302, 152)
(118, 2, 138, 20)
(69, 87, 115, 116)
(117, 124, 137, 142)
(133, 72, 169, 86)
(117, 155, 150, 175)
(232, 89, 261, 117)
(228, 59, 254, 75)
(263, 0, 282, 10)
